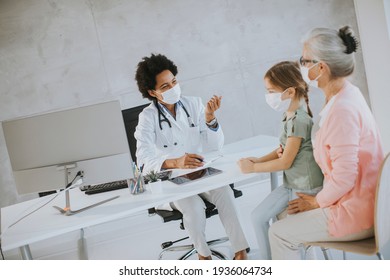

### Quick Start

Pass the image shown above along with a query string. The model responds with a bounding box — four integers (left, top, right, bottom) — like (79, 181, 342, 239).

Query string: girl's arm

(238, 136, 302, 173)
(249, 148, 280, 163)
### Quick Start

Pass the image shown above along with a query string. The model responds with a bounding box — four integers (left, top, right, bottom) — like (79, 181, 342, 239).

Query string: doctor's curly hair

(135, 53, 178, 101)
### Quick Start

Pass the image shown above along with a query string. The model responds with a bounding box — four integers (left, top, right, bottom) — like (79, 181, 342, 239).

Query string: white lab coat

(134, 96, 224, 173)
(134, 96, 248, 256)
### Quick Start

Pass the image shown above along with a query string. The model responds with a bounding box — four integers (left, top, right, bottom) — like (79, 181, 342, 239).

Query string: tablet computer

(168, 167, 222, 185)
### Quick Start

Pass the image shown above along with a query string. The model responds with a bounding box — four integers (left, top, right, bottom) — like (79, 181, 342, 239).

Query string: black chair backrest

(121, 103, 150, 163)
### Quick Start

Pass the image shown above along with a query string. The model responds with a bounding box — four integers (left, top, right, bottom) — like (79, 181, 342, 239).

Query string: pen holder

(127, 174, 145, 195)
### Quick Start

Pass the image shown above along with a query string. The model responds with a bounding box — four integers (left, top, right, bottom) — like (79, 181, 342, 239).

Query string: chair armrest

(229, 183, 242, 198)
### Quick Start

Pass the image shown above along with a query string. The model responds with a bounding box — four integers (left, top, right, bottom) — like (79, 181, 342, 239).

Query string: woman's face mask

(300, 63, 321, 88)
(265, 89, 291, 112)
(160, 84, 181, 104)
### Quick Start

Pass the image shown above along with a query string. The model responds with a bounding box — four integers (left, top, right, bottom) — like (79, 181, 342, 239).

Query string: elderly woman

(268, 26, 384, 259)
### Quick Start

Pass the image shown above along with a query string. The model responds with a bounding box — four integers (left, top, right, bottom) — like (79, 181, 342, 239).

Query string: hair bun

(338, 26, 359, 54)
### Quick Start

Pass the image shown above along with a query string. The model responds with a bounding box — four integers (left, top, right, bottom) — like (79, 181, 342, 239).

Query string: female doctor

(134, 53, 249, 260)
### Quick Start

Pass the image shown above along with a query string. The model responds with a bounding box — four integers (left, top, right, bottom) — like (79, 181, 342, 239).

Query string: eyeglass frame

(299, 56, 319, 67)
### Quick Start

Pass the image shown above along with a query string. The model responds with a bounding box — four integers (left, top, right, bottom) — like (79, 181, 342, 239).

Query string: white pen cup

(148, 179, 163, 194)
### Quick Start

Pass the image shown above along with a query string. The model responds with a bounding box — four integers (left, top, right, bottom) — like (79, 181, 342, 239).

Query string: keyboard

(81, 180, 128, 195)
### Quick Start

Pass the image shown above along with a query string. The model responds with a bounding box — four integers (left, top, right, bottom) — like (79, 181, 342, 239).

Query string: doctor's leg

(171, 196, 211, 258)
(202, 186, 249, 259)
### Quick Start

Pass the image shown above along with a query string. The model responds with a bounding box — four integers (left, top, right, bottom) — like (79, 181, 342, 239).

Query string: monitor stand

(53, 164, 119, 216)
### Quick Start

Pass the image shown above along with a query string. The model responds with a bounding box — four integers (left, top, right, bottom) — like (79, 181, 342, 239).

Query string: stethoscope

(154, 100, 195, 130)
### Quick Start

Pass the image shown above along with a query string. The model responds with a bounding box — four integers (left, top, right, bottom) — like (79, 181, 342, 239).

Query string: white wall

(385, 0, 390, 38)
(354, 0, 390, 154)
(0, 0, 367, 209)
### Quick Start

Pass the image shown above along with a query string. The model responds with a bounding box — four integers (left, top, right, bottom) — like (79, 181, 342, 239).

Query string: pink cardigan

(314, 81, 384, 237)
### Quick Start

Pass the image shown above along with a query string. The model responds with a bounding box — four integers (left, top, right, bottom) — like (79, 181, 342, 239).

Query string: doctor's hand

(237, 158, 255, 174)
(205, 95, 222, 123)
(176, 153, 204, 169)
(287, 193, 320, 214)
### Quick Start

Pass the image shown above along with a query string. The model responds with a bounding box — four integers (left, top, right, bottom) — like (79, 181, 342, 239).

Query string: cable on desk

(0, 241, 5, 260)
(0, 171, 83, 240)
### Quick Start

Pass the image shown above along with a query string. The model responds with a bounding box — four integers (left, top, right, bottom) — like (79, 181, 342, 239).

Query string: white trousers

(269, 207, 374, 259)
(172, 185, 249, 257)
(251, 185, 321, 259)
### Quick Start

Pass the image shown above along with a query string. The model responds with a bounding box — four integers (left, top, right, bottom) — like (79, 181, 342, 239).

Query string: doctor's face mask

(161, 84, 181, 104)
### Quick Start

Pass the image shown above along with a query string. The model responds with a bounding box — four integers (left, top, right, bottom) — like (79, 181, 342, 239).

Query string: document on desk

(202, 154, 223, 167)
(169, 155, 223, 178)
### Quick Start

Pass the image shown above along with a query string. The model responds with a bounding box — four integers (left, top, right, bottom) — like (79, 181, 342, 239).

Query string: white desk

(1, 134, 279, 259)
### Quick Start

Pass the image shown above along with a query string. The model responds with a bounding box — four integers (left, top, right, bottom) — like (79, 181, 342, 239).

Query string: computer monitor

(2, 100, 134, 195)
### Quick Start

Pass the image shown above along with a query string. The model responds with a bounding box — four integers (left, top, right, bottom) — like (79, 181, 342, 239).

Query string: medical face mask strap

(301, 63, 321, 88)
(278, 89, 292, 112)
(310, 62, 322, 81)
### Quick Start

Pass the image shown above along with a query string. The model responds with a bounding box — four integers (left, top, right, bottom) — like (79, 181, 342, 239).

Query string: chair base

(158, 237, 229, 260)
(303, 237, 384, 260)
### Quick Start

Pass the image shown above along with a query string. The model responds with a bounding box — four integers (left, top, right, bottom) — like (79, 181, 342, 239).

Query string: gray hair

(302, 26, 358, 78)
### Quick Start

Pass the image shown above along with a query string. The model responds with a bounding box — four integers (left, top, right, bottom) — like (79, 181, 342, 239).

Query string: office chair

(303, 153, 390, 260)
(148, 184, 245, 260)
(122, 104, 248, 260)
(122, 103, 151, 163)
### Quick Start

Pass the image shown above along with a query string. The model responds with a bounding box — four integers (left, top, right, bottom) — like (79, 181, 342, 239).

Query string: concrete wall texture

(0, 0, 366, 207)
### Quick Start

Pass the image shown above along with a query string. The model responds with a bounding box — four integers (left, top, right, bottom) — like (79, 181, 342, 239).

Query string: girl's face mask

(265, 89, 291, 112)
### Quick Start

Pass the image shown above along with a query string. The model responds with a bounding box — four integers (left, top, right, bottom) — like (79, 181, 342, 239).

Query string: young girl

(238, 61, 323, 260)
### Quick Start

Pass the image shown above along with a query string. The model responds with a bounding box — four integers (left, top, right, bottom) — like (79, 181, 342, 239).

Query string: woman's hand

(176, 153, 204, 169)
(287, 193, 320, 214)
(237, 158, 255, 174)
(205, 95, 222, 123)
(276, 144, 283, 158)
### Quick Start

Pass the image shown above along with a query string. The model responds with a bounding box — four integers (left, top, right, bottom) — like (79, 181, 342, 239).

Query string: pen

(208, 155, 223, 164)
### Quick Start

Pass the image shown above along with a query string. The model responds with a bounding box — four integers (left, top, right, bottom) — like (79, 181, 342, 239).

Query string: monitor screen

(2, 100, 134, 194)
